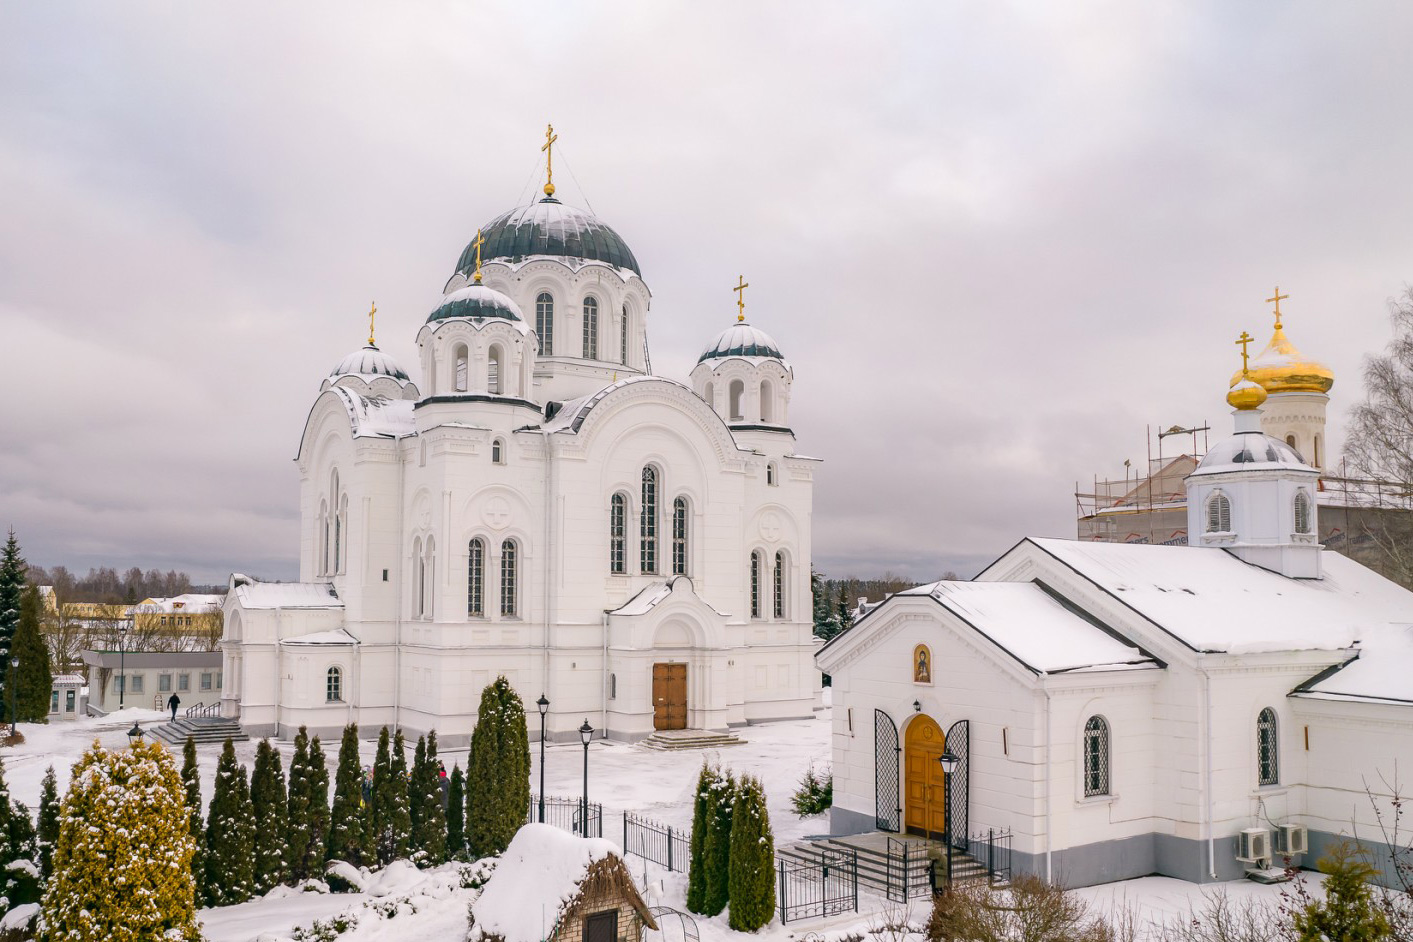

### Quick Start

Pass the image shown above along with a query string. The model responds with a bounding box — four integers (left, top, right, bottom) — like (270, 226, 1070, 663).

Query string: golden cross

(1266, 286, 1288, 329)
(368, 301, 377, 346)
(472, 228, 486, 283)
(734, 275, 749, 322)
(1236, 330, 1254, 374)
(541, 123, 559, 197)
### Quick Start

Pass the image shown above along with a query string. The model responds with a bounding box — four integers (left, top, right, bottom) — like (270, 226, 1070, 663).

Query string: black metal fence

(777, 849, 858, 924)
(973, 827, 1012, 886)
(623, 812, 691, 872)
(928, 827, 1014, 893)
(528, 794, 602, 838)
(885, 836, 932, 901)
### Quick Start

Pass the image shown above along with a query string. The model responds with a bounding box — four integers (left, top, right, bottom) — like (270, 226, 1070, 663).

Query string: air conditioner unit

(1274, 824, 1308, 856)
(1237, 827, 1271, 864)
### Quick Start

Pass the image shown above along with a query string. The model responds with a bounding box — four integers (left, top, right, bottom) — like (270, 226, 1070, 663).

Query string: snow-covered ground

(0, 702, 1309, 942)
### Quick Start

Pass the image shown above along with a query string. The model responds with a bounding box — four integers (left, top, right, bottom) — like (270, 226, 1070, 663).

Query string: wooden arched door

(904, 714, 947, 839)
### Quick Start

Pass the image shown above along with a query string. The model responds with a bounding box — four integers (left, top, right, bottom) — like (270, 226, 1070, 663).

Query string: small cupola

(321, 303, 420, 399)
(690, 277, 793, 428)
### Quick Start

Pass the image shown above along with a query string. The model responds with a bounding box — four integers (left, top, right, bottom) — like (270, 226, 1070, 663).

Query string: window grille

(178, 674, 189, 691)
(334, 512, 342, 573)
(621, 306, 629, 365)
(1258, 708, 1279, 786)
(750, 551, 761, 618)
(609, 494, 627, 574)
(131, 674, 144, 693)
(583, 297, 599, 359)
(467, 538, 485, 616)
(327, 667, 342, 703)
(640, 467, 658, 574)
(492, 439, 504, 464)
(201, 673, 212, 691)
(536, 293, 554, 355)
(773, 552, 785, 618)
(500, 539, 517, 616)
(672, 497, 688, 575)
(1294, 491, 1312, 534)
(1206, 493, 1231, 533)
(159, 674, 172, 692)
(1083, 716, 1110, 797)
(767, 463, 776, 486)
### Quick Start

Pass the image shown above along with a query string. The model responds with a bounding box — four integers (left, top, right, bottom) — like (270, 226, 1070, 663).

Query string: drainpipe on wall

(1201, 663, 1216, 879)
(601, 609, 610, 738)
(393, 438, 406, 733)
(1043, 682, 1053, 883)
(541, 429, 554, 732)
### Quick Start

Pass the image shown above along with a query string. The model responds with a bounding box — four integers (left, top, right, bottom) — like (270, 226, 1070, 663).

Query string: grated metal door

(874, 709, 901, 832)
(945, 718, 969, 852)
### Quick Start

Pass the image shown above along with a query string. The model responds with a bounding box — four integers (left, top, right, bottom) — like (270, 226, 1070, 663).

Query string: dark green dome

(698, 321, 786, 363)
(455, 197, 641, 276)
(427, 284, 524, 324)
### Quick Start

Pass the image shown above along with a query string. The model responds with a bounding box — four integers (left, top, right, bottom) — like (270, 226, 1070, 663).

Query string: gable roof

(227, 576, 342, 611)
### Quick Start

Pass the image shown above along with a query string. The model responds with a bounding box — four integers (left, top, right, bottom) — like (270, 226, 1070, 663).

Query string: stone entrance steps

(779, 833, 991, 896)
(637, 729, 743, 751)
(151, 716, 249, 746)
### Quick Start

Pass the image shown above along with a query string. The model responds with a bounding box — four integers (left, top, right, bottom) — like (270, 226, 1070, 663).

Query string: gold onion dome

(1228, 296, 1334, 394)
(1227, 376, 1268, 411)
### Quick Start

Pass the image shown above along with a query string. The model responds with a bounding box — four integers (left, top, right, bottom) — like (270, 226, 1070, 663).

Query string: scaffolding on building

(1075, 423, 1210, 545)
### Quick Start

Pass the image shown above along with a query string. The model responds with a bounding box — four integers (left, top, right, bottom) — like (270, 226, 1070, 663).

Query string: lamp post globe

(579, 719, 594, 835)
(536, 694, 549, 823)
(937, 749, 961, 886)
(127, 722, 144, 745)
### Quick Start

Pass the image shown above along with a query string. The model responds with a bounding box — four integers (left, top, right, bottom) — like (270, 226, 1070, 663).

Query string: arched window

(500, 539, 518, 617)
(488, 344, 503, 395)
(750, 551, 761, 618)
(609, 493, 627, 574)
(326, 667, 342, 703)
(773, 551, 786, 618)
(640, 467, 659, 574)
(913, 645, 932, 683)
(620, 306, 629, 365)
(319, 500, 329, 576)
(729, 380, 745, 421)
(1205, 493, 1231, 533)
(467, 538, 485, 617)
(423, 537, 435, 619)
(1286, 434, 1297, 449)
(1083, 716, 1110, 797)
(703, 381, 715, 411)
(610, 673, 617, 699)
(492, 438, 505, 465)
(335, 495, 347, 574)
(1294, 490, 1313, 534)
(672, 497, 688, 575)
(454, 344, 469, 392)
(536, 293, 554, 356)
(766, 463, 777, 486)
(1257, 707, 1279, 786)
(583, 296, 599, 359)
(760, 380, 775, 423)
(413, 537, 425, 617)
(1314, 435, 1322, 468)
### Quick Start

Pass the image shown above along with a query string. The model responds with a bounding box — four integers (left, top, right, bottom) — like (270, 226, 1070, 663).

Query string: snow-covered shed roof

(470, 824, 654, 942)
(1014, 538, 1413, 655)
(897, 581, 1159, 674)
(227, 576, 343, 611)
(1294, 623, 1413, 705)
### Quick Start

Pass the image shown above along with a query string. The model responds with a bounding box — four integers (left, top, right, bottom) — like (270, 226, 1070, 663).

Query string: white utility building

(222, 141, 821, 744)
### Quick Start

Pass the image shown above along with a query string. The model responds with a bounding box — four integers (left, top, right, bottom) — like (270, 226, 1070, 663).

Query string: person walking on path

(167, 692, 181, 721)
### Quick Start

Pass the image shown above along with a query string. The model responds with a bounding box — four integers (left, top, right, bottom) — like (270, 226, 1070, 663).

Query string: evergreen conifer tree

(834, 584, 854, 636)
(204, 738, 256, 906)
(409, 731, 446, 866)
(250, 738, 290, 892)
(370, 727, 412, 864)
(701, 769, 735, 917)
(286, 726, 312, 880)
(305, 735, 330, 871)
(10, 586, 52, 722)
(180, 738, 205, 902)
(37, 765, 59, 881)
(686, 762, 716, 914)
(465, 676, 530, 859)
(446, 763, 465, 861)
(1291, 842, 1393, 941)
(727, 774, 775, 931)
(327, 723, 369, 866)
(41, 739, 201, 941)
(0, 530, 26, 709)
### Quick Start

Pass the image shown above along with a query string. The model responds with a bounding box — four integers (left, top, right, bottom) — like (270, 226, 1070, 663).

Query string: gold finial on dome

(541, 123, 559, 198)
(1227, 330, 1268, 411)
(471, 228, 486, 284)
(734, 274, 748, 322)
(1266, 286, 1288, 329)
(368, 301, 377, 346)
(1228, 289, 1334, 394)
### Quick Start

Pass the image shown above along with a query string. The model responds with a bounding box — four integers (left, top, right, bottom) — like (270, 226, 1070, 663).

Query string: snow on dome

(329, 344, 410, 382)
(698, 321, 785, 364)
(428, 282, 525, 324)
(455, 197, 641, 277)
(1189, 429, 1317, 477)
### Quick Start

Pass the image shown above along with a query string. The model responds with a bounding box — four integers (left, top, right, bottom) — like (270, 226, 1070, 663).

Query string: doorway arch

(904, 714, 947, 839)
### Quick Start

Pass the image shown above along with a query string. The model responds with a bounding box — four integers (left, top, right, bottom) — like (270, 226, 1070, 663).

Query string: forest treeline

(25, 564, 225, 603)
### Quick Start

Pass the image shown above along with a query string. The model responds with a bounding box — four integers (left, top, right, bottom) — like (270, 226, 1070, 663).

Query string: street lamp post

(7, 657, 17, 738)
(579, 718, 594, 836)
(127, 722, 144, 747)
(118, 622, 129, 708)
(536, 694, 549, 824)
(938, 750, 961, 890)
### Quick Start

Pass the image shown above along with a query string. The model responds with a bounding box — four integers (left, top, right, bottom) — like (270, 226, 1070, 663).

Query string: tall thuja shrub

(11, 585, 51, 722)
(37, 765, 59, 881)
(1291, 842, 1393, 942)
(204, 738, 255, 906)
(305, 735, 330, 870)
(250, 739, 290, 892)
(446, 764, 465, 861)
(327, 724, 369, 866)
(180, 738, 205, 902)
(701, 769, 736, 917)
(41, 740, 201, 941)
(686, 762, 717, 914)
(465, 676, 530, 859)
(0, 530, 26, 708)
(370, 727, 411, 865)
(286, 727, 312, 880)
(409, 731, 446, 866)
(727, 774, 775, 932)
(0, 759, 37, 916)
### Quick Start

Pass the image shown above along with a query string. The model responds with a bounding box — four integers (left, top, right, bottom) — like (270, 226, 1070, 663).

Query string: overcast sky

(2, 2, 1411, 584)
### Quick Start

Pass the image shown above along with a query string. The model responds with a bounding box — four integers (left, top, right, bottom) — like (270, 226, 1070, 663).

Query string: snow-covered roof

(328, 344, 410, 383)
(1190, 430, 1317, 478)
(698, 321, 787, 365)
(470, 824, 645, 942)
(457, 196, 641, 277)
(1294, 623, 1413, 704)
(540, 375, 694, 435)
(428, 283, 527, 325)
(52, 674, 84, 686)
(131, 594, 225, 615)
(1020, 538, 1413, 655)
(279, 628, 359, 646)
(227, 576, 343, 611)
(327, 386, 417, 440)
(608, 577, 729, 618)
(899, 581, 1158, 674)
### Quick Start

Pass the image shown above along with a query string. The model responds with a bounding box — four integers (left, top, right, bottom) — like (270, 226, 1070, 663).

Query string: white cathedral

(220, 140, 820, 744)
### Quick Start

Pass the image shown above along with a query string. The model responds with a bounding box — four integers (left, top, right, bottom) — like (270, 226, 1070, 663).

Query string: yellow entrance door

(904, 715, 948, 839)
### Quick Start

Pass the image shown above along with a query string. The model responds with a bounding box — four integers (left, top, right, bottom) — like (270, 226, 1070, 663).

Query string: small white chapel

(220, 129, 820, 744)
(818, 309, 1413, 887)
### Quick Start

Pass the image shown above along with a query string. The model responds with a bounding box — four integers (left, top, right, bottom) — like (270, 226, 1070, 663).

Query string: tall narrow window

(334, 497, 345, 574)
(414, 538, 425, 617)
(1083, 716, 1110, 797)
(672, 497, 688, 575)
(492, 439, 504, 464)
(1294, 490, 1312, 534)
(620, 306, 629, 365)
(1206, 493, 1231, 533)
(610, 493, 627, 574)
(1258, 707, 1279, 786)
(773, 551, 786, 618)
(640, 467, 658, 574)
(467, 538, 485, 616)
(760, 380, 775, 423)
(583, 297, 599, 359)
(319, 501, 329, 575)
(1314, 436, 1322, 468)
(488, 345, 503, 394)
(423, 538, 435, 619)
(766, 463, 777, 486)
(728, 380, 745, 421)
(327, 667, 343, 703)
(750, 551, 761, 618)
(500, 539, 518, 617)
(454, 344, 469, 392)
(536, 292, 554, 355)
